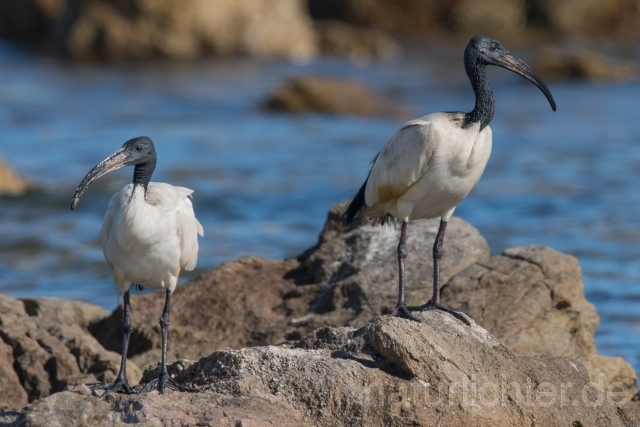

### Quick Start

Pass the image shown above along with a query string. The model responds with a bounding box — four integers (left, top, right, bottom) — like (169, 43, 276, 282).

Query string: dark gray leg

(412, 219, 472, 326)
(88, 290, 136, 398)
(141, 289, 197, 394)
(391, 221, 418, 321)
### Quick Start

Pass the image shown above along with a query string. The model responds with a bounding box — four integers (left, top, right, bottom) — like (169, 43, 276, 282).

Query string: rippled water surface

(1, 41, 639, 370)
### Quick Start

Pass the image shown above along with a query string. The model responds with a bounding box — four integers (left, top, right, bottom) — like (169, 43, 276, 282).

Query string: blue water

(0, 41, 639, 371)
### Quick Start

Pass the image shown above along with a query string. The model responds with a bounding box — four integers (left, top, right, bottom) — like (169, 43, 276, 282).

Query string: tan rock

(315, 20, 399, 60)
(13, 311, 640, 426)
(264, 75, 411, 118)
(532, 48, 639, 82)
(0, 293, 140, 410)
(2, 0, 319, 60)
(21, 298, 109, 332)
(0, 157, 30, 196)
(0, 339, 28, 411)
(442, 245, 599, 358)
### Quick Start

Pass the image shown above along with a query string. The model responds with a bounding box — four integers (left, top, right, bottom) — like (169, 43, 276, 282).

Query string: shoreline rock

(0, 157, 30, 197)
(5, 311, 640, 426)
(0, 200, 637, 423)
(263, 75, 411, 118)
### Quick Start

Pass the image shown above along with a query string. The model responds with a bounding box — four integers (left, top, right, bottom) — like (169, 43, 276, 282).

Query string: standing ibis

(71, 136, 203, 395)
(343, 36, 556, 324)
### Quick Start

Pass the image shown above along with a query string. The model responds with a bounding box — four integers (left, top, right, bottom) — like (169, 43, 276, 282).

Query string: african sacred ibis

(71, 136, 203, 395)
(343, 36, 556, 324)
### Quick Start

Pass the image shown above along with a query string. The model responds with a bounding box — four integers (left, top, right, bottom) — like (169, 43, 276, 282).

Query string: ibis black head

(464, 36, 556, 112)
(71, 136, 157, 209)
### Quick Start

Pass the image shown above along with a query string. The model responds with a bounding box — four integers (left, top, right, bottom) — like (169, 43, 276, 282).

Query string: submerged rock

(10, 311, 640, 426)
(264, 76, 411, 117)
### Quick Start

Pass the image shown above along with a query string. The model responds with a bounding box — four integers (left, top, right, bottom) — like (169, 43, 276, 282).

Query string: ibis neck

(132, 160, 155, 196)
(463, 63, 495, 130)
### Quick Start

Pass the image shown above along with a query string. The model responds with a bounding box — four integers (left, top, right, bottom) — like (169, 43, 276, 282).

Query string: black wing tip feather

(342, 179, 368, 226)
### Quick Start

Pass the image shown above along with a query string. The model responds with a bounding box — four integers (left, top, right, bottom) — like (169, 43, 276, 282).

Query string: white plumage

(102, 182, 203, 293)
(344, 36, 555, 324)
(71, 136, 203, 396)
(363, 112, 492, 222)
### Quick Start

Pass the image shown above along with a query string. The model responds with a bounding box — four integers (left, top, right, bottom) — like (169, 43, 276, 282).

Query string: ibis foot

(87, 377, 136, 399)
(141, 372, 198, 394)
(391, 303, 420, 322)
(411, 301, 472, 326)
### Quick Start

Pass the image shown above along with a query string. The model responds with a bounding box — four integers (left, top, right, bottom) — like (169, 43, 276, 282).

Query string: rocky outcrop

(0, 201, 636, 417)
(308, 0, 640, 38)
(263, 76, 411, 118)
(87, 201, 636, 401)
(0, 295, 141, 410)
(0, 0, 318, 61)
(90, 202, 488, 364)
(7, 311, 640, 426)
(314, 20, 399, 61)
(0, 158, 30, 197)
(532, 48, 639, 81)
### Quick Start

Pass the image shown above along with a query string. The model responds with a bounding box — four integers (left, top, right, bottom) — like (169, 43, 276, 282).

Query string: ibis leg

(141, 290, 197, 394)
(88, 290, 136, 398)
(391, 222, 419, 321)
(411, 219, 472, 326)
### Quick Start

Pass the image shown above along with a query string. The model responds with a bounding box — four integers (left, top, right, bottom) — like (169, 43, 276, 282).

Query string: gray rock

(9, 312, 640, 426)
(441, 245, 637, 399)
(286, 201, 490, 336)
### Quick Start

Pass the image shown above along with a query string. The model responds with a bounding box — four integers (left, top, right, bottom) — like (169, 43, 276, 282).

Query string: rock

(0, 294, 140, 411)
(91, 201, 488, 363)
(0, 410, 20, 427)
(531, 48, 639, 81)
(20, 391, 110, 427)
(263, 75, 411, 117)
(0, 339, 28, 412)
(441, 245, 637, 399)
(307, 0, 446, 34)
(314, 20, 399, 60)
(0, 0, 318, 61)
(21, 298, 109, 333)
(582, 354, 638, 402)
(0, 157, 30, 197)
(286, 202, 490, 336)
(528, 0, 640, 38)
(442, 245, 599, 358)
(450, 0, 526, 35)
(8, 312, 640, 426)
(90, 257, 304, 368)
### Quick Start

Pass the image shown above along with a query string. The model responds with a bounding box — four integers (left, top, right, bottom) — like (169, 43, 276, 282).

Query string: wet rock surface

(7, 311, 640, 426)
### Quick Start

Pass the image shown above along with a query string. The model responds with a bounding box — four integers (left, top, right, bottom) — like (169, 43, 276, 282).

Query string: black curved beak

(71, 147, 130, 210)
(495, 51, 556, 112)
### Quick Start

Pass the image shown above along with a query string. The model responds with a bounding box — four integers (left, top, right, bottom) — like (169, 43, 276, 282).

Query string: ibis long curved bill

(493, 50, 556, 111)
(71, 147, 131, 210)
